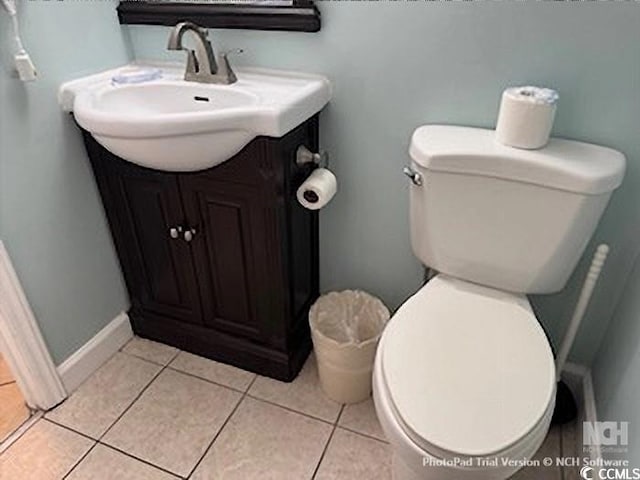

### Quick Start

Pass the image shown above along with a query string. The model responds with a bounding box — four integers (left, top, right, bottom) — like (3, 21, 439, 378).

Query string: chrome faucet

(167, 22, 241, 85)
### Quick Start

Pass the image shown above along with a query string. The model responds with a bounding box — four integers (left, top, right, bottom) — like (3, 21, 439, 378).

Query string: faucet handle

(222, 48, 244, 60)
(219, 49, 244, 84)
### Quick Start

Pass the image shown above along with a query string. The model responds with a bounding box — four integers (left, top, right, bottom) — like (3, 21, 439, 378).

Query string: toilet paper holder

(296, 145, 329, 168)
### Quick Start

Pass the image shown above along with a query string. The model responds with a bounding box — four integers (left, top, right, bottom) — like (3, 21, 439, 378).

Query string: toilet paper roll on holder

(296, 145, 329, 168)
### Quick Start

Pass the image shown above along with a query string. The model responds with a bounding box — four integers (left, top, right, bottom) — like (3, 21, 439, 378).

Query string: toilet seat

(380, 275, 556, 460)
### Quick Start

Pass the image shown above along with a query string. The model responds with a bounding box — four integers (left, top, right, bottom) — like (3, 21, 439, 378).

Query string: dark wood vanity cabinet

(82, 116, 319, 381)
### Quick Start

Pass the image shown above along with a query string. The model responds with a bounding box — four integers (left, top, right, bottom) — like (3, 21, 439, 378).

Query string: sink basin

(95, 83, 259, 115)
(60, 64, 331, 171)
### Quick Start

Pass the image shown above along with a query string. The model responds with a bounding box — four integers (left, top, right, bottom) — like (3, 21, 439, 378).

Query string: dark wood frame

(117, 0, 321, 32)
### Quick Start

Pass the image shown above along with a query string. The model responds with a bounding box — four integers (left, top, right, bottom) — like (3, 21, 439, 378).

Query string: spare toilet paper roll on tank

(495, 86, 559, 150)
(297, 168, 337, 210)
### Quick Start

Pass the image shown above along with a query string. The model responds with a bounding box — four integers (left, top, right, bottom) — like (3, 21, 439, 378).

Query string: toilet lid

(381, 275, 556, 458)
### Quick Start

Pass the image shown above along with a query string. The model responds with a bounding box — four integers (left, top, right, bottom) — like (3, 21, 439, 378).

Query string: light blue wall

(1, 2, 638, 371)
(127, 1, 640, 364)
(592, 247, 640, 465)
(0, 2, 132, 364)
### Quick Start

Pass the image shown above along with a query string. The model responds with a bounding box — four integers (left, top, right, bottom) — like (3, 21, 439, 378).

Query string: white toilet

(373, 125, 625, 480)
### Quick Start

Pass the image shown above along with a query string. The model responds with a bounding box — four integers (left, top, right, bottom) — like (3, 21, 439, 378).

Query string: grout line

(120, 343, 340, 423)
(44, 418, 97, 443)
(44, 346, 384, 479)
(55, 359, 176, 479)
(97, 361, 168, 443)
(164, 365, 253, 395)
(246, 374, 258, 392)
(166, 348, 182, 365)
(311, 404, 344, 479)
(185, 375, 258, 479)
(43, 418, 99, 480)
(118, 347, 180, 368)
(54, 423, 185, 480)
(61, 440, 99, 480)
(335, 404, 345, 425)
(119, 345, 256, 397)
(94, 442, 186, 479)
(122, 349, 342, 428)
(244, 393, 338, 426)
(243, 373, 256, 393)
(335, 425, 388, 444)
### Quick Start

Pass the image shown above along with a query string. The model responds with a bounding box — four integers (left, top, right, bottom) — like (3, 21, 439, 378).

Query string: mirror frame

(117, 0, 321, 32)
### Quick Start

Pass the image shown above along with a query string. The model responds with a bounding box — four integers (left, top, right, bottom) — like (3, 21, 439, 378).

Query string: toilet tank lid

(409, 125, 626, 195)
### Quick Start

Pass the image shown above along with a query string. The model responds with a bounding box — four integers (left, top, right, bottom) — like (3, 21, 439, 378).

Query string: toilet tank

(408, 125, 625, 294)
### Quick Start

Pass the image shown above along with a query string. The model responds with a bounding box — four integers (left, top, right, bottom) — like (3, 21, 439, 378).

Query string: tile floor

(0, 353, 31, 443)
(0, 337, 580, 479)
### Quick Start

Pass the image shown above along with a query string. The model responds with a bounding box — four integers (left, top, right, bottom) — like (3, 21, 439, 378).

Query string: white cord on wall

(1, 0, 15, 15)
(555, 244, 610, 378)
(10, 13, 25, 52)
(2, 0, 37, 82)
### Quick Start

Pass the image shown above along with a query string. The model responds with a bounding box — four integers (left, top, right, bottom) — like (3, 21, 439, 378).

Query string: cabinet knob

(183, 228, 197, 242)
(169, 226, 182, 239)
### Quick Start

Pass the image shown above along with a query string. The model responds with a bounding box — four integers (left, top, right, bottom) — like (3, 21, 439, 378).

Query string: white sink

(60, 64, 331, 172)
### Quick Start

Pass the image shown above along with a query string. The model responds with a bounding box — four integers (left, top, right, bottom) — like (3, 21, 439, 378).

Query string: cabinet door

(100, 156, 203, 325)
(179, 173, 279, 342)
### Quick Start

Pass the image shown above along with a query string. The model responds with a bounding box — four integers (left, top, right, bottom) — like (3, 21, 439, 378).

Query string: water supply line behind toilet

(552, 244, 609, 424)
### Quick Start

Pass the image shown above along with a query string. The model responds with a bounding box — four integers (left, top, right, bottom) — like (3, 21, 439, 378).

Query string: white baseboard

(57, 311, 133, 394)
(562, 362, 601, 463)
(0, 241, 67, 410)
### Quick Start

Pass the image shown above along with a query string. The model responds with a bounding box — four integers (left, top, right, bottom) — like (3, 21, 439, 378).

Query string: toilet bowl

(373, 275, 556, 480)
(378, 124, 625, 479)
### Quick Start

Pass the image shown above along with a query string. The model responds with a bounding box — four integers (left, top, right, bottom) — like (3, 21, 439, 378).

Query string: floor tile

(339, 397, 386, 441)
(0, 420, 93, 480)
(103, 368, 241, 477)
(248, 353, 342, 422)
(191, 397, 332, 480)
(169, 351, 256, 392)
(315, 428, 392, 480)
(121, 337, 179, 366)
(46, 352, 162, 439)
(511, 425, 562, 480)
(66, 444, 179, 480)
(0, 354, 14, 385)
(0, 382, 30, 442)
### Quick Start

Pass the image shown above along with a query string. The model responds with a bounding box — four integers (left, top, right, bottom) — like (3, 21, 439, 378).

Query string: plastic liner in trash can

(309, 290, 390, 404)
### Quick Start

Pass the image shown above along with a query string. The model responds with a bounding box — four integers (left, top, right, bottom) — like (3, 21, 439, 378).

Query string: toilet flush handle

(403, 166, 423, 186)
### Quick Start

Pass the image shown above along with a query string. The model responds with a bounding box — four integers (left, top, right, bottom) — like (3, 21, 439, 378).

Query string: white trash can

(309, 290, 390, 404)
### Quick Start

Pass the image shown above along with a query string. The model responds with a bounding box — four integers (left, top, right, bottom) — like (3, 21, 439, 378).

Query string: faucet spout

(167, 22, 218, 83)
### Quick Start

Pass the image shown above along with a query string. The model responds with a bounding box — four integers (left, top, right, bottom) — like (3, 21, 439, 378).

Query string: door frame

(0, 241, 67, 410)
